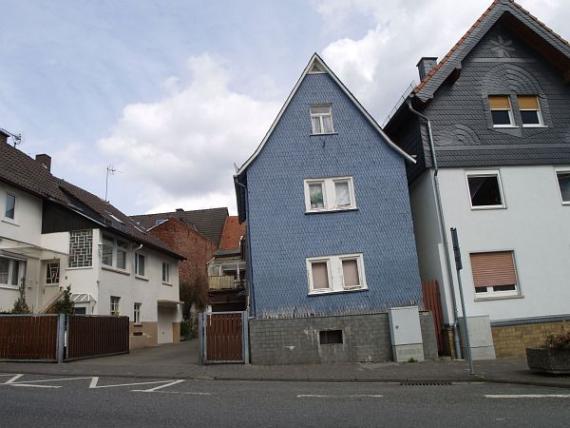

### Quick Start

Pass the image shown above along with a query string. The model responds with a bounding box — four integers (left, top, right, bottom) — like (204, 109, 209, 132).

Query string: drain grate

(400, 381, 453, 386)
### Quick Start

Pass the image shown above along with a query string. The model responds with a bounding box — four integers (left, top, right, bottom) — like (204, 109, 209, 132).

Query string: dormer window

(489, 96, 514, 127)
(310, 105, 334, 135)
(518, 95, 543, 126)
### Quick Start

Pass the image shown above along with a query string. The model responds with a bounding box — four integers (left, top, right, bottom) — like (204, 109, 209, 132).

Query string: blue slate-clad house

(235, 54, 435, 364)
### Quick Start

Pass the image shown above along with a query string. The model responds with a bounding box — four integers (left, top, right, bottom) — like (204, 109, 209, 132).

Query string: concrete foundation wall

(129, 321, 158, 349)
(492, 317, 570, 358)
(249, 312, 437, 365)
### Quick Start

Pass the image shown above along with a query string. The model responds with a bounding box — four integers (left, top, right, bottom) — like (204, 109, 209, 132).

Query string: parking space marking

(132, 390, 212, 396)
(2, 375, 94, 388)
(485, 394, 570, 399)
(297, 394, 383, 399)
(89, 376, 185, 390)
(2, 374, 23, 384)
(131, 379, 185, 392)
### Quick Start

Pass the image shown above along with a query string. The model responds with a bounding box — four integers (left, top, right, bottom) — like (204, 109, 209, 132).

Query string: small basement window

(467, 173, 504, 208)
(319, 330, 343, 345)
(489, 95, 514, 127)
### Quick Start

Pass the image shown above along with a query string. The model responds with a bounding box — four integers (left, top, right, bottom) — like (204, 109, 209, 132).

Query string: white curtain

(335, 181, 350, 207)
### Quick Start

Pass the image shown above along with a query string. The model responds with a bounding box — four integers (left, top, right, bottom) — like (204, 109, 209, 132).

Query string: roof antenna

(105, 165, 120, 202)
(1, 128, 22, 148)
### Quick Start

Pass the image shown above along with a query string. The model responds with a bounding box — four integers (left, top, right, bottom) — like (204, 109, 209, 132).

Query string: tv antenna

(105, 165, 121, 202)
(0, 128, 22, 148)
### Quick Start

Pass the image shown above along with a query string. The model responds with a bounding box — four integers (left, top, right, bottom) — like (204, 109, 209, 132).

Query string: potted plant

(526, 331, 570, 374)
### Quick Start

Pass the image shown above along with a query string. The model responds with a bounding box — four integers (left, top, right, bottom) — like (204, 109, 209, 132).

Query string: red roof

(218, 216, 246, 250)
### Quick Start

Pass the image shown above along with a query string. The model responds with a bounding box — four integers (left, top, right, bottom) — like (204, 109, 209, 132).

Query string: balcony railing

(208, 276, 244, 291)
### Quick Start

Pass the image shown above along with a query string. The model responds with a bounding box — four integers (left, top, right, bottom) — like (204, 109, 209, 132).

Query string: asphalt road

(1, 373, 569, 427)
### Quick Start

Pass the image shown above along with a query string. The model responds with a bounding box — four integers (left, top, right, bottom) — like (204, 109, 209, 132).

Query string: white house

(385, 0, 570, 358)
(0, 131, 183, 348)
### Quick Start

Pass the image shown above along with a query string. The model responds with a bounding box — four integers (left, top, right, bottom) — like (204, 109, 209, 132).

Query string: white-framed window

(470, 251, 520, 298)
(310, 105, 334, 134)
(133, 303, 141, 324)
(45, 260, 60, 285)
(0, 256, 25, 288)
(101, 235, 128, 270)
(466, 171, 505, 209)
(489, 95, 514, 127)
(110, 296, 120, 316)
(555, 169, 570, 205)
(135, 253, 146, 277)
(162, 262, 170, 284)
(4, 193, 16, 220)
(518, 95, 544, 127)
(306, 253, 367, 295)
(304, 177, 356, 213)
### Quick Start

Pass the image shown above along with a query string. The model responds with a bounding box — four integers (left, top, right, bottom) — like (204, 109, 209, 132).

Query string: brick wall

(492, 318, 570, 358)
(149, 219, 217, 309)
(249, 311, 437, 365)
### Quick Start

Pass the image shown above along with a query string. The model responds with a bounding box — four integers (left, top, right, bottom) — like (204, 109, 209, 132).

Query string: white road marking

(485, 394, 570, 399)
(10, 383, 61, 389)
(2, 374, 23, 384)
(2, 375, 93, 388)
(131, 379, 185, 392)
(297, 394, 383, 399)
(132, 390, 212, 396)
(89, 377, 185, 390)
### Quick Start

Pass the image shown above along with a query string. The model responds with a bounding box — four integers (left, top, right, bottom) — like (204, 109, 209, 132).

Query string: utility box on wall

(388, 306, 425, 362)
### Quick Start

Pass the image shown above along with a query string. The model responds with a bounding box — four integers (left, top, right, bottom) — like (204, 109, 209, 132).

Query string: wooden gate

(66, 315, 129, 361)
(200, 311, 248, 364)
(422, 280, 445, 354)
(0, 315, 59, 361)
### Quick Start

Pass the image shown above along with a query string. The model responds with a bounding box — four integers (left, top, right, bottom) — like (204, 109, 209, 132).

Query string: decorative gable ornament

(308, 60, 325, 74)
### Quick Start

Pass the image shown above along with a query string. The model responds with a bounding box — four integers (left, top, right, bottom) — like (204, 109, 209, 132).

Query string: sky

(1, 0, 568, 215)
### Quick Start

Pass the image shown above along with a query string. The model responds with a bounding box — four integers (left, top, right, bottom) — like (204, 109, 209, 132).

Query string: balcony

(208, 276, 245, 291)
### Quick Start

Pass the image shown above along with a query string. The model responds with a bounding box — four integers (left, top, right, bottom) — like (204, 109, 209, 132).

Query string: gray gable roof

(130, 207, 229, 246)
(414, 0, 570, 102)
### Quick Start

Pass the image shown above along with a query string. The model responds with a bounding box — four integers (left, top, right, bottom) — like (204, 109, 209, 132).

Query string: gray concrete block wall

(249, 311, 439, 365)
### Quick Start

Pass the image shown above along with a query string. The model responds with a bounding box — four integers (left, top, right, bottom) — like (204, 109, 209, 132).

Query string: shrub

(12, 282, 30, 314)
(545, 331, 570, 351)
(51, 286, 74, 315)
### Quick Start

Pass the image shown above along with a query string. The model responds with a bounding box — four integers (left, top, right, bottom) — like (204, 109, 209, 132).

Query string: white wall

(435, 165, 570, 322)
(0, 183, 43, 246)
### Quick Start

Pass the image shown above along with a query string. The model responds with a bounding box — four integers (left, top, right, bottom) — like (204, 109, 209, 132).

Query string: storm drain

(400, 381, 453, 386)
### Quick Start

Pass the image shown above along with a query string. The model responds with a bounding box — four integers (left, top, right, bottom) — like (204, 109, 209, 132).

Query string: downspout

(235, 178, 255, 318)
(407, 99, 462, 359)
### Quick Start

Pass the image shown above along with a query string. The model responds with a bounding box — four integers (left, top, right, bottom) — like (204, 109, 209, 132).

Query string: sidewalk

(1, 341, 568, 389)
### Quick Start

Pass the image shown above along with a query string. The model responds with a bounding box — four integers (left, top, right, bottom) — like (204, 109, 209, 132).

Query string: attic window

(310, 105, 334, 135)
(489, 96, 514, 127)
(308, 61, 325, 74)
(518, 96, 543, 127)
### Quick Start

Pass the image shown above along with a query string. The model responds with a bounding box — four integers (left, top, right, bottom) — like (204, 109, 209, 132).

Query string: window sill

(309, 132, 338, 137)
(44, 283, 60, 287)
(305, 207, 358, 215)
(562, 201, 570, 206)
(522, 124, 546, 128)
(1, 218, 19, 226)
(135, 275, 149, 282)
(133, 323, 143, 327)
(102, 265, 131, 276)
(308, 287, 368, 297)
(474, 294, 524, 302)
(65, 266, 93, 271)
(0, 285, 19, 291)
(470, 205, 506, 211)
(492, 125, 518, 129)
(162, 282, 172, 286)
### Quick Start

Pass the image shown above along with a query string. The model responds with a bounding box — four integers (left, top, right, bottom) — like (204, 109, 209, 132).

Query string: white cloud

(98, 54, 280, 214)
(316, 0, 570, 123)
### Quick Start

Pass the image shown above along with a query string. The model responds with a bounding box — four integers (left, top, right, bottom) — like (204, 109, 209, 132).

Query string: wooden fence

(66, 315, 129, 361)
(0, 314, 129, 362)
(422, 280, 445, 354)
(0, 315, 59, 361)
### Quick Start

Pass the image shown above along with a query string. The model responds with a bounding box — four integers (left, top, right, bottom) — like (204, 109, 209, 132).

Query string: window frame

(110, 296, 120, 316)
(465, 171, 506, 210)
(162, 262, 171, 284)
(4, 193, 16, 221)
(45, 260, 60, 285)
(101, 234, 129, 271)
(133, 302, 142, 325)
(488, 95, 515, 128)
(554, 168, 570, 206)
(134, 253, 146, 278)
(0, 256, 25, 289)
(306, 253, 367, 295)
(309, 104, 335, 135)
(470, 250, 521, 300)
(304, 177, 357, 213)
(518, 95, 544, 128)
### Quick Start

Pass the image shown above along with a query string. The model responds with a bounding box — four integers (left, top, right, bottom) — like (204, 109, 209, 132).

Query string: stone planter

(526, 347, 570, 374)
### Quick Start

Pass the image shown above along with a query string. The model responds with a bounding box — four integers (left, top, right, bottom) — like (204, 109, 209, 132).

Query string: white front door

(157, 307, 173, 344)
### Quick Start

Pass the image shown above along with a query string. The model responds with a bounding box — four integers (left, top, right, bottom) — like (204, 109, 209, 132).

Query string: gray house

(235, 54, 437, 364)
(385, 0, 570, 360)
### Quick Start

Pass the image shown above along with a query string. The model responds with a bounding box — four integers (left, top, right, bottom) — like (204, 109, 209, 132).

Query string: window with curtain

(307, 254, 366, 294)
(304, 177, 356, 212)
(518, 95, 543, 126)
(470, 251, 518, 297)
(467, 173, 504, 208)
(310, 105, 334, 134)
(489, 95, 513, 126)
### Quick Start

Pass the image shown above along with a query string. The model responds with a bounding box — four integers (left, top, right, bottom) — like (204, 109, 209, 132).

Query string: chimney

(416, 57, 438, 81)
(175, 208, 184, 212)
(35, 154, 52, 172)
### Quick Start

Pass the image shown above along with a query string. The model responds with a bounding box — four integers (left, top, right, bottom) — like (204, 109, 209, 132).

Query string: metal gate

(199, 311, 248, 364)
